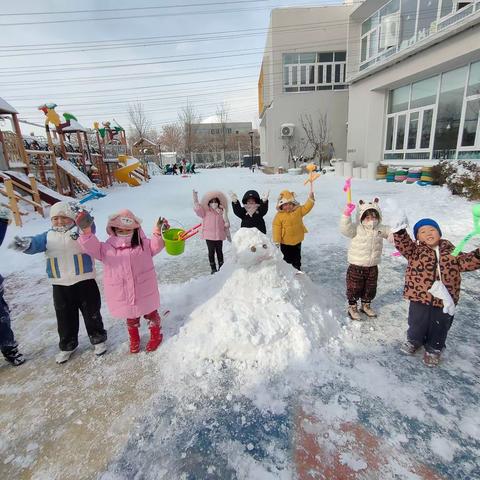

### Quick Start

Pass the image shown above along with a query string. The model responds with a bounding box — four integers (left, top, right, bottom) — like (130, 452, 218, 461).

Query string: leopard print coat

(394, 229, 480, 307)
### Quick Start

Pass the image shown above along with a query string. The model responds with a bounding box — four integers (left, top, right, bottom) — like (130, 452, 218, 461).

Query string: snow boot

(360, 302, 377, 318)
(400, 341, 420, 355)
(128, 326, 141, 354)
(2, 343, 25, 366)
(93, 341, 107, 356)
(210, 262, 217, 275)
(55, 348, 77, 364)
(348, 305, 362, 321)
(423, 351, 441, 368)
(146, 325, 163, 352)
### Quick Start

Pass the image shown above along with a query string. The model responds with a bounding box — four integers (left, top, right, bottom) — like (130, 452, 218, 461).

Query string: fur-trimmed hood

(200, 190, 229, 211)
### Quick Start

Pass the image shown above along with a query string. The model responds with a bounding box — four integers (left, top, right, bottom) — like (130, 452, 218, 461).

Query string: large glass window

(396, 114, 406, 149)
(420, 109, 434, 148)
(399, 0, 417, 49)
(461, 99, 480, 146)
(467, 61, 480, 97)
(440, 0, 454, 18)
(388, 85, 410, 113)
(386, 117, 394, 150)
(417, 0, 439, 41)
(411, 76, 438, 108)
(433, 66, 468, 156)
(407, 112, 419, 149)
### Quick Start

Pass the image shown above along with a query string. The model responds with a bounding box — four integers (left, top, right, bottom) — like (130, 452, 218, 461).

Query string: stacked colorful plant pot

(394, 167, 408, 182)
(418, 167, 433, 186)
(386, 167, 396, 182)
(376, 165, 387, 180)
(406, 167, 422, 184)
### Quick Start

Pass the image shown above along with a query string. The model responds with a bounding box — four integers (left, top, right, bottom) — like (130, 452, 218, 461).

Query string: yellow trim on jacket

(272, 198, 314, 245)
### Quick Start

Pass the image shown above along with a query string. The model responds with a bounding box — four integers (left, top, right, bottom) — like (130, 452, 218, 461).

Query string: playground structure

(0, 97, 151, 225)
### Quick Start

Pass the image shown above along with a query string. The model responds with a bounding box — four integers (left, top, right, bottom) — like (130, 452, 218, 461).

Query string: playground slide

(4, 170, 71, 205)
(114, 157, 142, 187)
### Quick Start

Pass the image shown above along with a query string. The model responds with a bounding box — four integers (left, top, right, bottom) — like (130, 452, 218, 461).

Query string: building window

(384, 61, 480, 161)
(360, 0, 475, 72)
(282, 51, 347, 92)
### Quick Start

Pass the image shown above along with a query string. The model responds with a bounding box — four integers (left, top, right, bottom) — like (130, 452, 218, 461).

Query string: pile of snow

(172, 228, 338, 372)
(56, 158, 94, 188)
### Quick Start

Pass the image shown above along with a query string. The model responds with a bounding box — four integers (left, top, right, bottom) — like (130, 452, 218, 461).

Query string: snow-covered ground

(1, 168, 479, 479)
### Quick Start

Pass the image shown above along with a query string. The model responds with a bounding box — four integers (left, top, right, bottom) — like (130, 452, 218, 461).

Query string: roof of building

(0, 97, 18, 115)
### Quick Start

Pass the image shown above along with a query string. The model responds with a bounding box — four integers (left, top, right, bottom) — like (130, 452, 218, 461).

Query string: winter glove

(157, 217, 170, 231)
(261, 191, 269, 202)
(390, 211, 409, 233)
(229, 191, 238, 203)
(192, 190, 199, 204)
(75, 210, 94, 231)
(8, 235, 31, 252)
(0, 206, 13, 224)
(343, 203, 356, 217)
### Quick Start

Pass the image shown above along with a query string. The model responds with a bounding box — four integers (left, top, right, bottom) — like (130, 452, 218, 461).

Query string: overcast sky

(0, 0, 342, 136)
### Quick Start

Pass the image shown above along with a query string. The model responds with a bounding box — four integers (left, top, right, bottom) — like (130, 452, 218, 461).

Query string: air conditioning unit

(379, 12, 399, 50)
(281, 123, 295, 137)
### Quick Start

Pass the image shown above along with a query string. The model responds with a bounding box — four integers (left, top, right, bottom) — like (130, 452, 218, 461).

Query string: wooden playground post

(46, 127, 64, 195)
(76, 132, 87, 171)
(3, 178, 22, 227)
(11, 112, 30, 169)
(28, 174, 44, 217)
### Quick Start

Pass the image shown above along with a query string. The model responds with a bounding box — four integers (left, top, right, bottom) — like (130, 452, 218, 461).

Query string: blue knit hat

(413, 218, 442, 239)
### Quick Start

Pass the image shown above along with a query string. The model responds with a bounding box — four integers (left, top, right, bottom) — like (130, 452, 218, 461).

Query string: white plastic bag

(428, 280, 456, 316)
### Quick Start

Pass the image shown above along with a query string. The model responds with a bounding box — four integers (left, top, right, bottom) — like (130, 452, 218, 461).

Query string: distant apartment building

(258, 5, 355, 169)
(346, 0, 480, 166)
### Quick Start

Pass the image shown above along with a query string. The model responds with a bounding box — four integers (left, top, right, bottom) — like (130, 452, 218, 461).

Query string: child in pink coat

(193, 189, 231, 274)
(76, 209, 168, 353)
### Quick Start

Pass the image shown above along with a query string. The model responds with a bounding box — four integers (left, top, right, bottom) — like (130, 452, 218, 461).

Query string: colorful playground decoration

(304, 163, 321, 193)
(78, 187, 107, 204)
(94, 120, 126, 145)
(38, 103, 87, 134)
(452, 204, 480, 256)
(114, 155, 148, 187)
(343, 177, 353, 204)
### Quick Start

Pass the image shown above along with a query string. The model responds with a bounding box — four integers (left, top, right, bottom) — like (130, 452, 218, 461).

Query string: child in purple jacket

(193, 189, 231, 274)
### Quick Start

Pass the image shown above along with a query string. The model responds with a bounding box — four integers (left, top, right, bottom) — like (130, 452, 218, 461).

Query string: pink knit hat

(106, 209, 142, 235)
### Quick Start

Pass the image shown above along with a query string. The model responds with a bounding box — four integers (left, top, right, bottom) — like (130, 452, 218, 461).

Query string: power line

(0, 1, 268, 16)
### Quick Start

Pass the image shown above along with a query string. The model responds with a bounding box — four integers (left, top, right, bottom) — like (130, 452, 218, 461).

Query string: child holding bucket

(76, 209, 168, 353)
(193, 190, 231, 274)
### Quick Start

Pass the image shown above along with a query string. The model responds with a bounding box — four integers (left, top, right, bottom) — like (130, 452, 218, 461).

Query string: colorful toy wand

(304, 163, 321, 193)
(452, 204, 480, 256)
(343, 177, 352, 204)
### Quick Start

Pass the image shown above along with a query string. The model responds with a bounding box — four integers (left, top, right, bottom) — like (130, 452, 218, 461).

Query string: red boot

(127, 326, 140, 353)
(146, 325, 163, 352)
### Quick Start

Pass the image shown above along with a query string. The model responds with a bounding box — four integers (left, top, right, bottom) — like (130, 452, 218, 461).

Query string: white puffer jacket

(340, 199, 390, 267)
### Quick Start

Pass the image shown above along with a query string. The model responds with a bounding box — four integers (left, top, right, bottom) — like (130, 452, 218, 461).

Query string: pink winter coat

(78, 229, 164, 318)
(194, 190, 230, 241)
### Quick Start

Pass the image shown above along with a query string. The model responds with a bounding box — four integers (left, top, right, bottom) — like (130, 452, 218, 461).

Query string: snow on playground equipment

(114, 155, 148, 187)
(162, 222, 201, 256)
(452, 204, 480, 256)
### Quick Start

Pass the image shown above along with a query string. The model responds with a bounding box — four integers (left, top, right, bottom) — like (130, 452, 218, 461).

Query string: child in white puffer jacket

(340, 198, 391, 320)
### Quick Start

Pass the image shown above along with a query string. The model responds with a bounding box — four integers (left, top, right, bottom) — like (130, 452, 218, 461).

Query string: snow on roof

(0, 97, 18, 114)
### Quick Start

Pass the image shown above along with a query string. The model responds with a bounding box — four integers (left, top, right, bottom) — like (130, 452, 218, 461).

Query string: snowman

(175, 228, 339, 371)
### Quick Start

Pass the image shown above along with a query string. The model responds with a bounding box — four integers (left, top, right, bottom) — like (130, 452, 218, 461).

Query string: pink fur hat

(106, 209, 142, 235)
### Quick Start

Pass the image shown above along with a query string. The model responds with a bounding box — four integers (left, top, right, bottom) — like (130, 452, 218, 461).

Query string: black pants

(280, 243, 302, 270)
(206, 240, 224, 270)
(407, 301, 453, 353)
(346, 264, 378, 305)
(53, 279, 107, 352)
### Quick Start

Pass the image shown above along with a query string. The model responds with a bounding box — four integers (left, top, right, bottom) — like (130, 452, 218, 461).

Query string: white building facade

(346, 0, 480, 166)
(258, 5, 355, 169)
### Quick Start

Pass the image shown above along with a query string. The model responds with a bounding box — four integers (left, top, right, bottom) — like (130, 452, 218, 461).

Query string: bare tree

(216, 102, 230, 168)
(300, 112, 331, 167)
(160, 123, 183, 152)
(178, 101, 201, 160)
(127, 101, 151, 143)
(282, 134, 308, 169)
